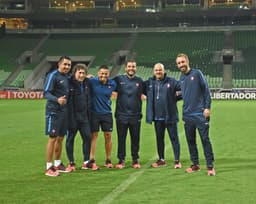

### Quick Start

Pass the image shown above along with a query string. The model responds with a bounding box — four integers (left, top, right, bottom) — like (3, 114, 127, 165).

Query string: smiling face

(58, 58, 72, 74)
(153, 63, 165, 80)
(74, 68, 86, 82)
(125, 61, 137, 78)
(98, 68, 110, 84)
(176, 54, 190, 74)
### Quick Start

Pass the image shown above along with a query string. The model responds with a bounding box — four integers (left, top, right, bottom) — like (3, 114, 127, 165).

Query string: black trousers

(116, 119, 141, 162)
(66, 121, 91, 163)
(154, 121, 180, 161)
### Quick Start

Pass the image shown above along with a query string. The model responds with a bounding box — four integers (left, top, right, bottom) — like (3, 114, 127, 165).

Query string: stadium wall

(1, 89, 256, 99)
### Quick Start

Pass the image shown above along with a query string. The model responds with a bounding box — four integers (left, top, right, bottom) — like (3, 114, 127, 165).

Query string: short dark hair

(58, 56, 71, 64)
(125, 59, 136, 66)
(98, 64, 109, 70)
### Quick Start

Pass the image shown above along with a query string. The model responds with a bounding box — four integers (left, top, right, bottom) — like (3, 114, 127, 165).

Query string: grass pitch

(0, 99, 255, 204)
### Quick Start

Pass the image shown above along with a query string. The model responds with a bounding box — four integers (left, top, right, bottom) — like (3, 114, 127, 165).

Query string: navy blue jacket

(180, 68, 211, 117)
(113, 75, 145, 121)
(145, 75, 180, 124)
(68, 76, 92, 129)
(43, 69, 70, 114)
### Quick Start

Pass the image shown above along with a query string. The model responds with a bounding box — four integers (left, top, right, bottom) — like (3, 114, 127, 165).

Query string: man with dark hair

(176, 53, 216, 176)
(43, 56, 72, 176)
(66, 63, 92, 171)
(87, 65, 117, 170)
(113, 60, 145, 169)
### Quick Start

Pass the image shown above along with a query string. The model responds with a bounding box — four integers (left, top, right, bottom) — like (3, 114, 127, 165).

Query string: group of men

(43, 53, 216, 177)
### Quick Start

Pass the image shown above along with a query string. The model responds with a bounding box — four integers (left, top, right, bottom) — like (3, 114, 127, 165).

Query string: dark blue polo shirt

(89, 77, 117, 115)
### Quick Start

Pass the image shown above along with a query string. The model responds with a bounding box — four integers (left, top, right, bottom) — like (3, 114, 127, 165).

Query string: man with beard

(113, 60, 145, 169)
(176, 53, 216, 176)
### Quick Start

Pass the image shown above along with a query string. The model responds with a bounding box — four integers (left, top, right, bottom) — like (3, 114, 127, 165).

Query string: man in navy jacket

(43, 56, 72, 176)
(145, 63, 182, 169)
(176, 53, 215, 176)
(113, 60, 145, 169)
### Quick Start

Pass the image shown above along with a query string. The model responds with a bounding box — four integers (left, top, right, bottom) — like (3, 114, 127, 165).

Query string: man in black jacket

(145, 63, 182, 169)
(113, 60, 145, 169)
(66, 63, 92, 171)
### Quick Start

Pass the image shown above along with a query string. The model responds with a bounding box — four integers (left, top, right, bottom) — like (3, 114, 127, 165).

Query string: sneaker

(82, 159, 99, 171)
(174, 160, 182, 169)
(81, 162, 89, 170)
(66, 163, 76, 172)
(186, 164, 200, 173)
(45, 166, 60, 177)
(207, 167, 216, 176)
(91, 162, 100, 171)
(115, 160, 125, 169)
(104, 159, 113, 168)
(151, 159, 166, 168)
(54, 163, 72, 173)
(132, 160, 141, 169)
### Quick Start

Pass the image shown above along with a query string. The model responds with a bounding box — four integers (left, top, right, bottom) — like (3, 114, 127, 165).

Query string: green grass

(0, 100, 255, 204)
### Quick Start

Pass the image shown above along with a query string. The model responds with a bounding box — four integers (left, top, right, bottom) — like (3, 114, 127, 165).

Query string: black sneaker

(54, 162, 72, 173)
(151, 159, 166, 168)
(186, 164, 200, 173)
(82, 159, 99, 170)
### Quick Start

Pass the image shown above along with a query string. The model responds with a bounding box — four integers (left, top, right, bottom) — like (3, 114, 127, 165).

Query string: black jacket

(68, 77, 92, 129)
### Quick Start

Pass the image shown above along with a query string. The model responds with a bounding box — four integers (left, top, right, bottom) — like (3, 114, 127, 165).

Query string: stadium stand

(1, 29, 256, 89)
(0, 34, 44, 86)
(232, 30, 256, 88)
(39, 33, 128, 67)
(132, 31, 224, 88)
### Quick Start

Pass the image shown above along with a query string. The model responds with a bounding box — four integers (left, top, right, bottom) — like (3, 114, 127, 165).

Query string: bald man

(145, 63, 182, 169)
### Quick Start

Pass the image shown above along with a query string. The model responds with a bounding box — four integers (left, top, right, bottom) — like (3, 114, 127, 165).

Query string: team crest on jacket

(136, 83, 139, 87)
(190, 76, 194, 80)
(167, 83, 170, 88)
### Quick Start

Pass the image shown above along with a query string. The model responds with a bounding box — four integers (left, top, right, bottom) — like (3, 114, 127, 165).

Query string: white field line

(97, 157, 154, 204)
(98, 131, 185, 204)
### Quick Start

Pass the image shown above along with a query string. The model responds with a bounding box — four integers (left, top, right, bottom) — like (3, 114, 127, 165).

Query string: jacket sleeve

(145, 79, 154, 124)
(86, 79, 92, 121)
(174, 79, 182, 101)
(198, 70, 211, 109)
(43, 73, 58, 102)
(67, 84, 76, 130)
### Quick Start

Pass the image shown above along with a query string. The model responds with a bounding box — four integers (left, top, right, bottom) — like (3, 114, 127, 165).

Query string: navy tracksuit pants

(183, 115, 214, 167)
(154, 121, 180, 161)
(66, 121, 91, 163)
